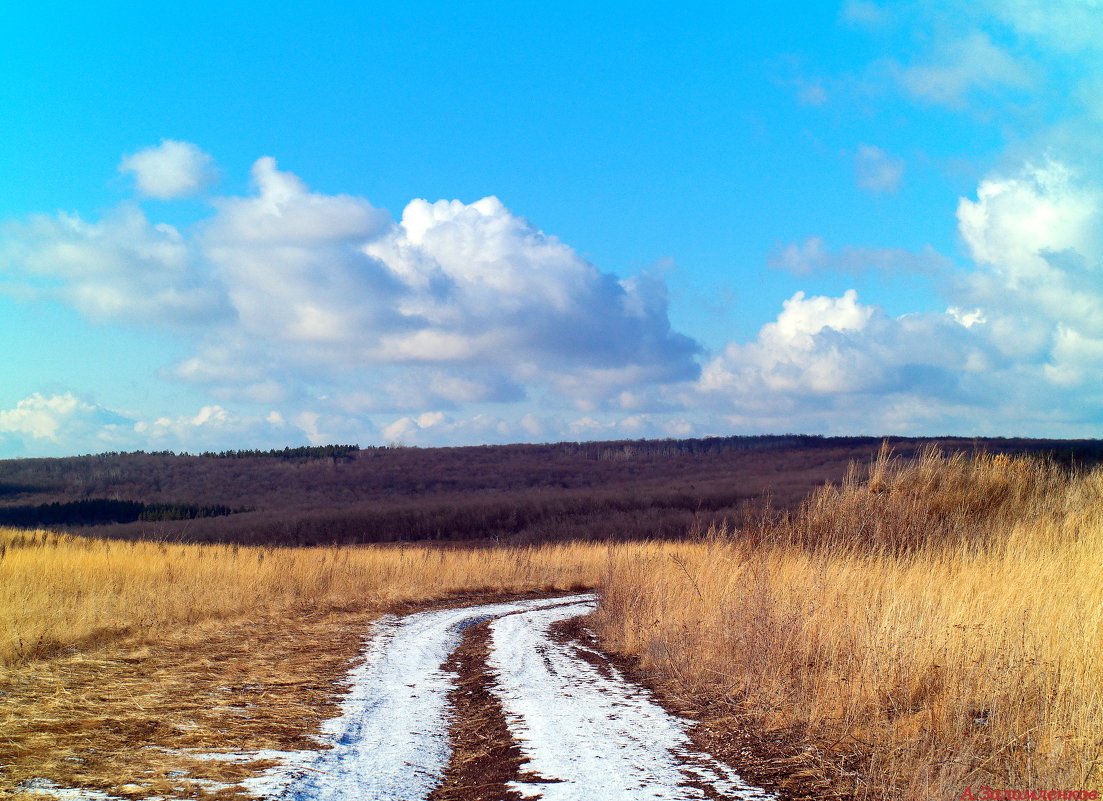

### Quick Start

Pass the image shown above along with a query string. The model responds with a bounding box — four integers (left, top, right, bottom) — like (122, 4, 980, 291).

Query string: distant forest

(0, 499, 237, 527)
(1, 435, 1100, 546)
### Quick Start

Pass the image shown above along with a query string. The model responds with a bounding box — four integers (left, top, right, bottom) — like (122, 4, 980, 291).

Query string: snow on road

(488, 601, 776, 801)
(242, 594, 596, 801)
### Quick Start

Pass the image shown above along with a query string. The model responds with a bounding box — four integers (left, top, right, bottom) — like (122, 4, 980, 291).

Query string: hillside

(1, 435, 1100, 545)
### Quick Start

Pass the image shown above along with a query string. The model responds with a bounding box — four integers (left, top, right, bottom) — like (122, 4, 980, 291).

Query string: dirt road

(243, 594, 773, 801)
(22, 595, 774, 801)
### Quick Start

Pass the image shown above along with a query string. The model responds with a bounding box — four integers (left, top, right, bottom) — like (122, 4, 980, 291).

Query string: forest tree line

(0, 435, 1100, 545)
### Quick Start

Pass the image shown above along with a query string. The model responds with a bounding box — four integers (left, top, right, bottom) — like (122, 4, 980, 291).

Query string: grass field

(3, 447, 1100, 799)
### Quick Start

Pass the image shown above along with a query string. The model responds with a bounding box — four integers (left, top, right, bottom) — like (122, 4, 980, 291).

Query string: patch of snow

(488, 601, 776, 801)
(14, 779, 138, 800)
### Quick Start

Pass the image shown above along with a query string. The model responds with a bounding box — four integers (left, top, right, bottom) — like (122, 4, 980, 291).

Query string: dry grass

(0, 533, 598, 668)
(594, 448, 1103, 800)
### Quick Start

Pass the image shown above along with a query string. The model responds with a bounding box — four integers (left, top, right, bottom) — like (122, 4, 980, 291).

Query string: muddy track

(428, 619, 528, 801)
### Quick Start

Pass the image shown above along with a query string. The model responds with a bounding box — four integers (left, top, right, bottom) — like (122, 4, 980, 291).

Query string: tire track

(238, 595, 595, 801)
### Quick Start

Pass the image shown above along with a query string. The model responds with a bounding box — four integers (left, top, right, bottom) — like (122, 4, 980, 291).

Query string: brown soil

(428, 619, 529, 801)
(0, 607, 370, 800)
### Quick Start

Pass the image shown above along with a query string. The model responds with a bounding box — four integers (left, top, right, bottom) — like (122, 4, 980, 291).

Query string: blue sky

(2, 0, 1101, 455)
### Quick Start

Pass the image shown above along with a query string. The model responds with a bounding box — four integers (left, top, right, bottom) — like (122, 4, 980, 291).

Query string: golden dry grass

(594, 449, 1103, 800)
(0, 533, 600, 667)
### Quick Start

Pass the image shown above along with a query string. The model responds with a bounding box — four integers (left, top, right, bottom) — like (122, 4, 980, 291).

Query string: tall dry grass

(595, 448, 1103, 799)
(0, 531, 600, 666)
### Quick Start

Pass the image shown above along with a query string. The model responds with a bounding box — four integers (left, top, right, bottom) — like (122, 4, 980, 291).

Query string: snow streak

(488, 601, 776, 801)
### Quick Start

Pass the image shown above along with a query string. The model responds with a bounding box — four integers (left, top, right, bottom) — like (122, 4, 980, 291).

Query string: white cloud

(3, 153, 700, 417)
(357, 195, 699, 378)
(957, 158, 1101, 289)
(697, 290, 981, 399)
(769, 237, 948, 276)
(0, 394, 137, 456)
(184, 159, 697, 403)
(955, 157, 1103, 382)
(899, 31, 1032, 107)
(119, 140, 217, 199)
(1045, 325, 1103, 387)
(855, 144, 905, 193)
(0, 393, 129, 442)
(0, 204, 229, 326)
(693, 156, 1103, 435)
(691, 290, 1004, 433)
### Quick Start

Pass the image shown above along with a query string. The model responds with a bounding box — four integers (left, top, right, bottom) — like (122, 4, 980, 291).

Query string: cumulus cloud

(191, 164, 698, 388)
(0, 393, 129, 442)
(357, 196, 699, 378)
(855, 144, 905, 193)
(0, 394, 136, 456)
(694, 156, 1103, 435)
(955, 157, 1103, 377)
(2, 150, 700, 438)
(957, 158, 1101, 289)
(119, 140, 217, 199)
(698, 290, 988, 401)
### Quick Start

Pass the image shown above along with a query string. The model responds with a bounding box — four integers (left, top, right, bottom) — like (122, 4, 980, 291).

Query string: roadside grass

(594, 449, 1103, 800)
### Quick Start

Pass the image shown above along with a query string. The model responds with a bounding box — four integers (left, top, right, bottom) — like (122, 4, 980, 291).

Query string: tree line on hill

(0, 499, 238, 527)
(0, 435, 1100, 545)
